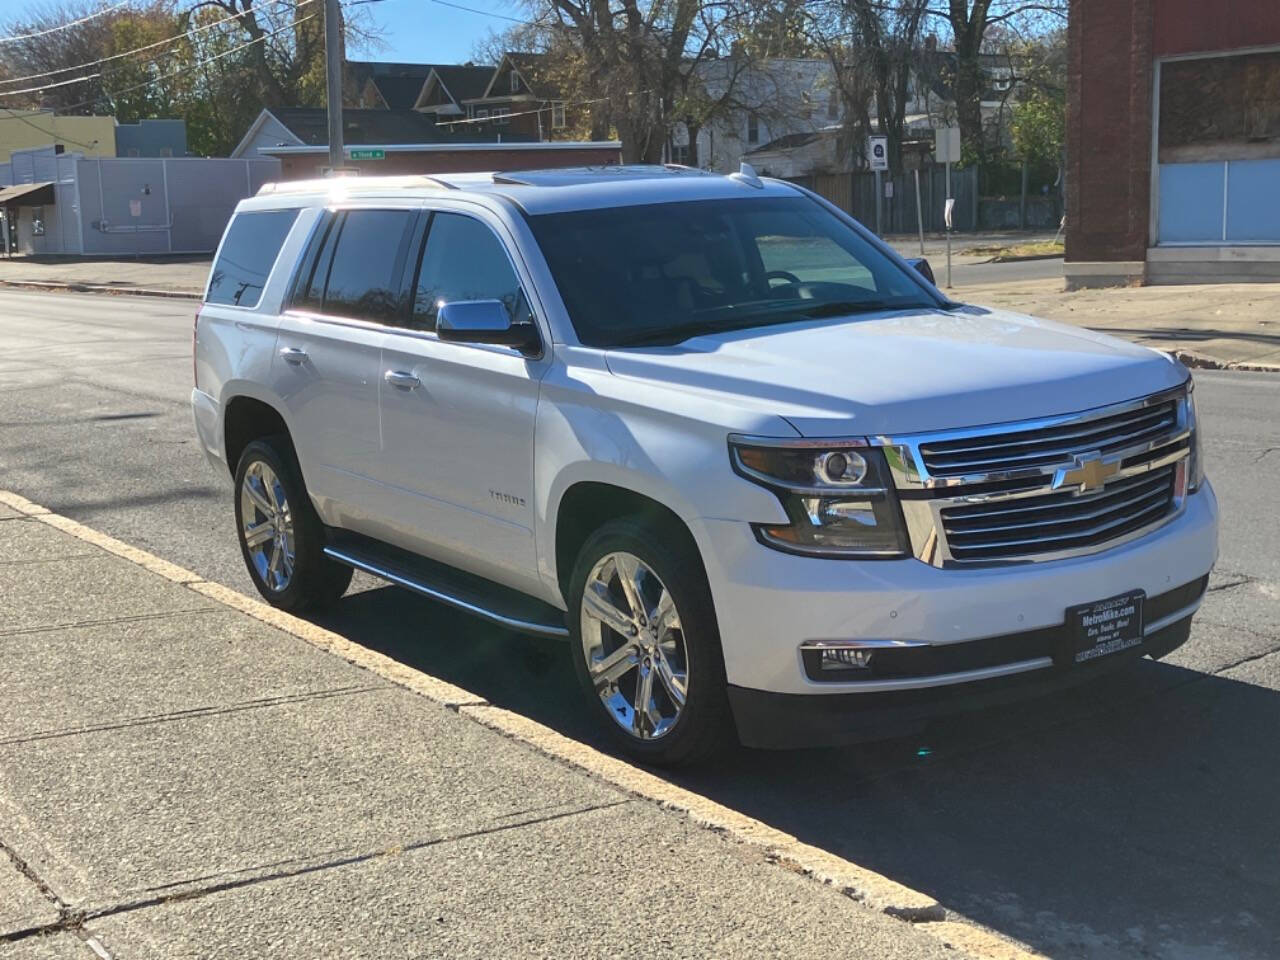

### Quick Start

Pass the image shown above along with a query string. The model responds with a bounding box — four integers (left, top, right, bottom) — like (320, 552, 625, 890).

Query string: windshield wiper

(610, 300, 922, 348)
(792, 299, 906, 318)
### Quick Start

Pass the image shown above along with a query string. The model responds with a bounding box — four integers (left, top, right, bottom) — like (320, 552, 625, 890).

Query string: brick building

(1066, 0, 1280, 286)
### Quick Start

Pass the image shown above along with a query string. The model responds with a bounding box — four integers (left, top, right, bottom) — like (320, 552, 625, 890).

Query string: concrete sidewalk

(959, 277, 1280, 371)
(0, 498, 981, 959)
(0, 257, 207, 299)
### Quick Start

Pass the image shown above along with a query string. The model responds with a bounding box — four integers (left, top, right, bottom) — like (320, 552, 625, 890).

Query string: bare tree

(515, 0, 753, 163)
(807, 0, 928, 174)
(931, 0, 1066, 163)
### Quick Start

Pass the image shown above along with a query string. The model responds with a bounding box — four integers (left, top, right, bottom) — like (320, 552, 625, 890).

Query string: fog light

(819, 647, 874, 671)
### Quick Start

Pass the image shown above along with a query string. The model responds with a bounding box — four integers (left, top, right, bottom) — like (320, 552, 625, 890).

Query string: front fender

(534, 365, 793, 598)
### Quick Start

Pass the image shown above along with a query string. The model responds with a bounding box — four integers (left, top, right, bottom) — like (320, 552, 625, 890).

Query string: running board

(323, 532, 569, 639)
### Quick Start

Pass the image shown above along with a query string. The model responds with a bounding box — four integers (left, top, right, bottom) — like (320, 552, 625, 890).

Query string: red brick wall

(1153, 0, 1280, 57)
(1067, 0, 1280, 264)
(1066, 0, 1155, 263)
(277, 146, 620, 180)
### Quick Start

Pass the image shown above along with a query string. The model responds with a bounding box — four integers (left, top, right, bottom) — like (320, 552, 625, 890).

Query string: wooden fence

(788, 165, 982, 234)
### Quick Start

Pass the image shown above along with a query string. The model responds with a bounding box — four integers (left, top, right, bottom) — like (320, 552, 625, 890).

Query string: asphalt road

(2, 289, 1278, 959)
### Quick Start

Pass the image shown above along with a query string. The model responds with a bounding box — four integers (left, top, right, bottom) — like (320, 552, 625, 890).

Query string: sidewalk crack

(75, 799, 632, 925)
(0, 684, 389, 748)
(0, 607, 224, 640)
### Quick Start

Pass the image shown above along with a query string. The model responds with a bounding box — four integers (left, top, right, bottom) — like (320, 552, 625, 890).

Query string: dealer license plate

(1065, 591, 1146, 665)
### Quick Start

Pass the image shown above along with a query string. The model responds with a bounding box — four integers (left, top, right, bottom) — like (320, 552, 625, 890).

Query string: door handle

(384, 370, 421, 389)
(279, 346, 308, 365)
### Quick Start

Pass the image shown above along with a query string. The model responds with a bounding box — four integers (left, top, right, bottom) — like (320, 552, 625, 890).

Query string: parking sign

(867, 136, 889, 172)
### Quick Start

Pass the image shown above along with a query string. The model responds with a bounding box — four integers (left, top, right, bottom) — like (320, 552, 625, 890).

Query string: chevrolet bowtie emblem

(1053, 453, 1120, 494)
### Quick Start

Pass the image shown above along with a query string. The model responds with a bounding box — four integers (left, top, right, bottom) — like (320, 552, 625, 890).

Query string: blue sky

(359, 0, 527, 65)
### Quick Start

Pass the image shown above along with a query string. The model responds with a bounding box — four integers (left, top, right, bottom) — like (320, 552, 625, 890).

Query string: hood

(603, 306, 1188, 437)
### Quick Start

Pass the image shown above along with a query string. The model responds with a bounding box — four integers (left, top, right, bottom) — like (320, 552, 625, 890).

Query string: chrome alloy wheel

(239, 460, 295, 592)
(579, 551, 689, 741)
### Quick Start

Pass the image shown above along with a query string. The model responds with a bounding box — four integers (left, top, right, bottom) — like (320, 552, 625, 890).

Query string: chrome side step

(323, 533, 569, 640)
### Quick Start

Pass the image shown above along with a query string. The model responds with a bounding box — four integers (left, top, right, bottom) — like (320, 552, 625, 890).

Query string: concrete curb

(0, 487, 1048, 960)
(0, 279, 200, 300)
(986, 252, 1064, 264)
(1172, 349, 1280, 374)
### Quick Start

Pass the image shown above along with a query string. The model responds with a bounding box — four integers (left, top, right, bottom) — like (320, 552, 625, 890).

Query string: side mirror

(437, 299, 540, 356)
(905, 257, 936, 285)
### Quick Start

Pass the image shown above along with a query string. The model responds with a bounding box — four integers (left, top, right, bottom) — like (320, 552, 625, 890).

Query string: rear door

(273, 205, 418, 529)
(375, 207, 549, 594)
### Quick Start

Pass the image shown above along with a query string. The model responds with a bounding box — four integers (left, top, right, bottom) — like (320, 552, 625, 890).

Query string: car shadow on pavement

(312, 584, 1280, 958)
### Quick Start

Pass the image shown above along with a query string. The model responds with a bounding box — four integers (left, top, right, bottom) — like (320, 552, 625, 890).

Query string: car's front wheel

(567, 516, 734, 766)
(233, 436, 352, 612)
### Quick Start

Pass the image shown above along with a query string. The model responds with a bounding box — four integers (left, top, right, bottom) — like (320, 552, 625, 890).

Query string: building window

(551, 101, 566, 129)
(475, 108, 489, 124)
(827, 92, 839, 120)
(747, 115, 759, 144)
(495, 107, 510, 125)
(510, 69, 520, 93)
(671, 143, 689, 165)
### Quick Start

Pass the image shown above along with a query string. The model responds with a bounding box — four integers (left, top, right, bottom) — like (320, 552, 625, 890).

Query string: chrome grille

(940, 464, 1178, 562)
(918, 398, 1178, 478)
(882, 386, 1194, 566)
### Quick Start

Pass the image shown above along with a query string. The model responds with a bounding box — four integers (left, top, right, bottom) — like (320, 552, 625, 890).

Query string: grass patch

(960, 239, 1064, 261)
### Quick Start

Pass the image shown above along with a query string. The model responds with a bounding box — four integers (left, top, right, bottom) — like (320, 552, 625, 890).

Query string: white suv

(192, 166, 1218, 765)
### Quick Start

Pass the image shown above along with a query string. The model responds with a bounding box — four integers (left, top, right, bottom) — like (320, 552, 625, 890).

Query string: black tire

(233, 435, 352, 612)
(567, 514, 735, 767)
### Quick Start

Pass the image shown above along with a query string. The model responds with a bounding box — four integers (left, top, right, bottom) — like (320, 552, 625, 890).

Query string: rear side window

(206, 209, 299, 308)
(291, 212, 340, 313)
(320, 209, 416, 322)
(410, 212, 527, 331)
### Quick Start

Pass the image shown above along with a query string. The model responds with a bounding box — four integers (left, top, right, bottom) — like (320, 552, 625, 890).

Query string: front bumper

(730, 613, 1195, 749)
(693, 480, 1218, 701)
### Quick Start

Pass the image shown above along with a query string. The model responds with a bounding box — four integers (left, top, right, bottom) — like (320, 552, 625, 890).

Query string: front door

(274, 206, 417, 529)
(376, 209, 546, 594)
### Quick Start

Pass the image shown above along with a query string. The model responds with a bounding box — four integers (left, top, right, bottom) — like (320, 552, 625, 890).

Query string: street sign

(867, 136, 889, 172)
(934, 126, 961, 164)
(349, 149, 386, 160)
(883, 181, 894, 200)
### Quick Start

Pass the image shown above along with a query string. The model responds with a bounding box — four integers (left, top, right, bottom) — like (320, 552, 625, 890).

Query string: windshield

(528, 195, 938, 348)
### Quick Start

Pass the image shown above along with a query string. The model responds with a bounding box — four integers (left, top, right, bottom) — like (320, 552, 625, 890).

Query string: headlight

(729, 436, 910, 558)
(1186, 379, 1204, 493)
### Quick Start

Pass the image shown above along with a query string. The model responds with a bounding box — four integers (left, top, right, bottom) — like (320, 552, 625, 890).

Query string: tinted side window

(292, 212, 340, 313)
(321, 209, 416, 323)
(411, 213, 528, 331)
(206, 209, 299, 308)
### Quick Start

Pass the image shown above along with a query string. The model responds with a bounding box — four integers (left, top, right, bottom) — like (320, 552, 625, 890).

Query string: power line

(0, 1, 130, 45)
(0, 0, 304, 89)
(429, 0, 537, 26)
(51, 11, 317, 118)
(0, 72, 104, 99)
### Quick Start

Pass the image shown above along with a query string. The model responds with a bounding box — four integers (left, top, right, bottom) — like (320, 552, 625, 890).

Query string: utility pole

(324, 0, 344, 174)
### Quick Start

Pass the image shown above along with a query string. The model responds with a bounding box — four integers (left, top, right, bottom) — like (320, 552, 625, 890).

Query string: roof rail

(255, 173, 464, 196)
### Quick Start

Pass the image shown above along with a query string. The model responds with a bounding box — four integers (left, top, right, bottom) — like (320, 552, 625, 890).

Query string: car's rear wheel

(568, 516, 734, 766)
(233, 436, 351, 612)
